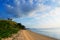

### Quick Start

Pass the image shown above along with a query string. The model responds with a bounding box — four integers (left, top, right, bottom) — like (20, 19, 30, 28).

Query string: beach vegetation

(0, 20, 25, 39)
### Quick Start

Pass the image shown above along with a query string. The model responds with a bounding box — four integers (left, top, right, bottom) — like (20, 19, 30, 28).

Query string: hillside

(0, 20, 25, 40)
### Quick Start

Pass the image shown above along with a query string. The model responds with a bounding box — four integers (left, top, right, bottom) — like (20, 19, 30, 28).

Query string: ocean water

(28, 28, 60, 39)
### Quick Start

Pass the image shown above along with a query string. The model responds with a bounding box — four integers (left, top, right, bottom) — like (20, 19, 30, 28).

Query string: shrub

(0, 20, 25, 39)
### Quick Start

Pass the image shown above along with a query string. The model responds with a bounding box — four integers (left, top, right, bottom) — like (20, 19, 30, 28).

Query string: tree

(8, 18, 12, 21)
(17, 23, 26, 29)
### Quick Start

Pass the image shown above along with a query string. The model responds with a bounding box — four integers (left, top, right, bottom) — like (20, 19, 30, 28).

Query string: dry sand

(2, 30, 58, 40)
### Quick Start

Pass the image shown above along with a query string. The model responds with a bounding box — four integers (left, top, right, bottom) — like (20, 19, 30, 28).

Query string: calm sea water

(28, 28, 60, 39)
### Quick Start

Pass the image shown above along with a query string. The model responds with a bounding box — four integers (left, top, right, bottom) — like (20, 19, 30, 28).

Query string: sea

(28, 28, 60, 40)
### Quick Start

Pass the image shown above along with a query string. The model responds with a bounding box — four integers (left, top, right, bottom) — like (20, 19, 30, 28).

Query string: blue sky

(0, 0, 60, 28)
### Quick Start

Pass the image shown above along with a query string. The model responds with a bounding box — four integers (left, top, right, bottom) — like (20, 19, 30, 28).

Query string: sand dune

(2, 30, 58, 40)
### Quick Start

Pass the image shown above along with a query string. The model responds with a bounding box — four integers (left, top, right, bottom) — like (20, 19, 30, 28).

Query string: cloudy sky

(0, 0, 60, 28)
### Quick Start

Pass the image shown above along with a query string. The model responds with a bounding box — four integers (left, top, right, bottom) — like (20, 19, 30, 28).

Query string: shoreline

(2, 30, 59, 40)
(28, 30, 58, 40)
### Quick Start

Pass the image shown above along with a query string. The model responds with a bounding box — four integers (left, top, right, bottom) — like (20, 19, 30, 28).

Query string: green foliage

(17, 23, 26, 29)
(0, 20, 25, 39)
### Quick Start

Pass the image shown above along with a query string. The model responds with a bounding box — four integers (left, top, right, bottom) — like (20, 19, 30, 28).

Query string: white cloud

(38, 4, 51, 12)
(27, 4, 52, 19)
(29, 0, 33, 4)
(41, 7, 60, 28)
(26, 7, 60, 28)
(49, 7, 60, 16)
(15, 0, 20, 6)
(35, 7, 60, 18)
(6, 4, 13, 9)
(52, 0, 60, 5)
(13, 0, 60, 28)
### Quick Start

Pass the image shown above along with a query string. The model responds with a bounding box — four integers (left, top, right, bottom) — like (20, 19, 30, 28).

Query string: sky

(0, 0, 60, 28)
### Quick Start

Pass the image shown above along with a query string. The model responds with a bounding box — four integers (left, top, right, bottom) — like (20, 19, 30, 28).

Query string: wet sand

(2, 30, 58, 40)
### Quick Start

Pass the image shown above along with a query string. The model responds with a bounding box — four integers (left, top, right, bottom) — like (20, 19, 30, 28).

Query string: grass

(0, 20, 25, 40)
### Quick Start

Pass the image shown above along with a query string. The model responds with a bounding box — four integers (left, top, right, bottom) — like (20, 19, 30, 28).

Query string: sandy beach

(2, 30, 58, 40)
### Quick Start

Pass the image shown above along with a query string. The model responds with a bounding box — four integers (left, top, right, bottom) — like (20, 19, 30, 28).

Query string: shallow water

(28, 28, 60, 39)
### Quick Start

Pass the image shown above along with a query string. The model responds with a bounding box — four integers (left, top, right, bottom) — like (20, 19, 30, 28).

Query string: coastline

(28, 30, 58, 40)
(2, 30, 58, 40)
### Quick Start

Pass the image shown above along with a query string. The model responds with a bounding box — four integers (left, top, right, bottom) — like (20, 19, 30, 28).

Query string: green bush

(0, 20, 25, 39)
